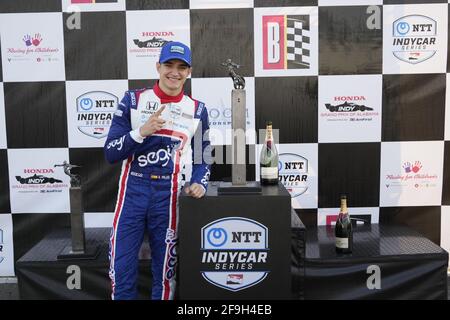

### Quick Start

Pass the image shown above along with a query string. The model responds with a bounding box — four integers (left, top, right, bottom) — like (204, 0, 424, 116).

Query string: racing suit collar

(153, 82, 184, 104)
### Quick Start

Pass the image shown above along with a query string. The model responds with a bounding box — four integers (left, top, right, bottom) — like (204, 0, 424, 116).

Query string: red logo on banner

(71, 0, 118, 3)
(326, 215, 338, 226)
(263, 15, 285, 70)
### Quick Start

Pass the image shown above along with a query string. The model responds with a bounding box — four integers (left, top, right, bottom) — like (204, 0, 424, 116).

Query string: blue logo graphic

(392, 15, 437, 64)
(206, 228, 227, 247)
(201, 217, 269, 292)
(76, 91, 118, 139)
(396, 22, 409, 36)
(79, 98, 93, 111)
(170, 46, 185, 54)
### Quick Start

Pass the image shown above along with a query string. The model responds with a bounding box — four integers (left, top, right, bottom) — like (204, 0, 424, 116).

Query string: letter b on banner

(267, 22, 280, 63)
(263, 16, 285, 69)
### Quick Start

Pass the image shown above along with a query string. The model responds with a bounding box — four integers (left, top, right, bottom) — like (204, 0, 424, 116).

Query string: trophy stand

(218, 59, 262, 195)
(178, 60, 292, 299)
(55, 161, 100, 260)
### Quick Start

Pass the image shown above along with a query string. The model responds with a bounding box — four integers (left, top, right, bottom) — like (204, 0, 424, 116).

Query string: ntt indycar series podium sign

(201, 217, 269, 291)
(178, 182, 291, 299)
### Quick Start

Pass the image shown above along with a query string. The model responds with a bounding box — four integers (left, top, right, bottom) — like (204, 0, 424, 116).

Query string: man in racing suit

(104, 41, 210, 300)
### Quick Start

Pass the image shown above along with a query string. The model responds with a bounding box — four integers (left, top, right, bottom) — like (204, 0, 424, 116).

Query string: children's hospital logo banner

(0, 13, 65, 82)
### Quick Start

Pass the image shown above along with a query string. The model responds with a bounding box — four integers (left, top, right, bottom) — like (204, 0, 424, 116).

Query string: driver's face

(156, 59, 191, 96)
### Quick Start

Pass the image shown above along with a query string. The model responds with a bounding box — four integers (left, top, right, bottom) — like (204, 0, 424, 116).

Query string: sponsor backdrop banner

(0, 12, 66, 82)
(0, 214, 14, 276)
(0, 0, 449, 278)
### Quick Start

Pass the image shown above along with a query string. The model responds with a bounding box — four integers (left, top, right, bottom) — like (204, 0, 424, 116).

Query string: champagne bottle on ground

(335, 194, 353, 254)
(260, 121, 279, 185)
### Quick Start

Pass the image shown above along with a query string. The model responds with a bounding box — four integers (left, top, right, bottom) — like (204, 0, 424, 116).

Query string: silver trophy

(55, 161, 99, 259)
(218, 59, 261, 194)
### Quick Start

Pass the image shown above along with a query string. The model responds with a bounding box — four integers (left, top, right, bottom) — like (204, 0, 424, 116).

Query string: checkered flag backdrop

(286, 15, 311, 68)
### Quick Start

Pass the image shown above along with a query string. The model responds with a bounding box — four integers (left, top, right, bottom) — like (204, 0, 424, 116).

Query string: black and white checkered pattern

(286, 15, 310, 68)
(0, 0, 449, 276)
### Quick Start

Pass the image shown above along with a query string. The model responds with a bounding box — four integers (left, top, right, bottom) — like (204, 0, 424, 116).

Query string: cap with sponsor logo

(158, 41, 191, 66)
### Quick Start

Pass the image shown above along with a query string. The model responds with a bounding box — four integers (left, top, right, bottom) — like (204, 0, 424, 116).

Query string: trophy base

(57, 244, 100, 260)
(218, 181, 262, 195)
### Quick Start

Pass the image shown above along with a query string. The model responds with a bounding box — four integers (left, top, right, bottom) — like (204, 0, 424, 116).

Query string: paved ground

(0, 276, 449, 300)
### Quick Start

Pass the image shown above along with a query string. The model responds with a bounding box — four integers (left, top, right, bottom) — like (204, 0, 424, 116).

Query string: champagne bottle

(260, 121, 279, 185)
(335, 195, 353, 254)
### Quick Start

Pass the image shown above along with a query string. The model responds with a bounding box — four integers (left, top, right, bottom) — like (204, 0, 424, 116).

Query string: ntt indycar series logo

(76, 91, 118, 138)
(392, 15, 437, 64)
(278, 153, 308, 197)
(201, 218, 269, 292)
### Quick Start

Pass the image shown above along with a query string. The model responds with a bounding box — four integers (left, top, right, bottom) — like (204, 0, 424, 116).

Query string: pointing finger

(154, 105, 165, 117)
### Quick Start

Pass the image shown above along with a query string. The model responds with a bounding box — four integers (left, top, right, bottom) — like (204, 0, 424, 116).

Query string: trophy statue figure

(54, 161, 81, 187)
(218, 59, 261, 194)
(54, 161, 99, 259)
(221, 59, 245, 90)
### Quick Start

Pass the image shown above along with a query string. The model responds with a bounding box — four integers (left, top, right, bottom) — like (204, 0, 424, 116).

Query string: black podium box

(304, 224, 449, 299)
(178, 181, 292, 300)
(15, 218, 305, 300)
(15, 228, 152, 300)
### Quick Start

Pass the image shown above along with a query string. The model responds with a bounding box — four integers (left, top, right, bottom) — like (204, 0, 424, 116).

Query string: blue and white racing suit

(105, 83, 210, 300)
